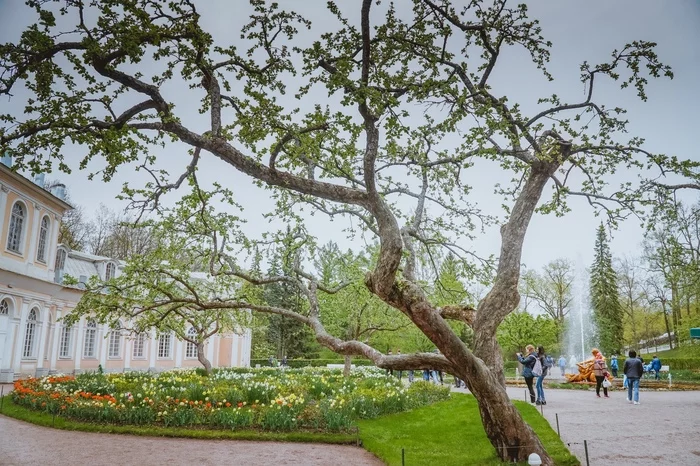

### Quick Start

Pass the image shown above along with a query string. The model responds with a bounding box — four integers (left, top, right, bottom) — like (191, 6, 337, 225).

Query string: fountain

(563, 257, 598, 371)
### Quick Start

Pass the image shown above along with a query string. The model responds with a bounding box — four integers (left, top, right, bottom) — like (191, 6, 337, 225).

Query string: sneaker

(604, 395, 609, 398)
(626, 397, 630, 402)
(535, 400, 542, 405)
(634, 401, 640, 405)
(542, 401, 547, 405)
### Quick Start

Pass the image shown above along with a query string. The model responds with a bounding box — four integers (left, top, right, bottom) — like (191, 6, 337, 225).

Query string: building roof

(60, 245, 124, 283)
(0, 163, 73, 212)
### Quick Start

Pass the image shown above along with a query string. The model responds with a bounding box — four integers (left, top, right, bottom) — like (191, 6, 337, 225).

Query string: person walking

(650, 355, 662, 380)
(396, 349, 403, 380)
(535, 346, 551, 405)
(624, 349, 644, 405)
(568, 354, 578, 374)
(610, 355, 619, 377)
(517, 345, 538, 404)
(592, 348, 609, 398)
(558, 355, 567, 376)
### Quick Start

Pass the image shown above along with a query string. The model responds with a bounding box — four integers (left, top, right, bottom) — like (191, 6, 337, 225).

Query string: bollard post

(524, 390, 527, 402)
(584, 440, 590, 466)
(540, 402, 543, 415)
(668, 373, 672, 388)
(0, 385, 4, 413)
(402, 448, 405, 466)
(555, 413, 560, 437)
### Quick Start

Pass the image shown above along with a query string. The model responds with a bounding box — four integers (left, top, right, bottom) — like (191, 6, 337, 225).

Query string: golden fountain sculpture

(565, 357, 613, 384)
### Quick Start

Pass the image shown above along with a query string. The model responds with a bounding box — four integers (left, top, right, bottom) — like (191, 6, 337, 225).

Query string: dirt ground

(0, 415, 382, 466)
(502, 386, 700, 466)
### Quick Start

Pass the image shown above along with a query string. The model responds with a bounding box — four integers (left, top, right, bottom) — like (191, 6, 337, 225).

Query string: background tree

(2, 1, 692, 462)
(590, 224, 624, 354)
(521, 258, 574, 348)
(496, 311, 559, 356)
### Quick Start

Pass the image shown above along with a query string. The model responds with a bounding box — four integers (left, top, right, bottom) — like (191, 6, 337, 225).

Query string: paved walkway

(456, 385, 700, 466)
(0, 415, 381, 466)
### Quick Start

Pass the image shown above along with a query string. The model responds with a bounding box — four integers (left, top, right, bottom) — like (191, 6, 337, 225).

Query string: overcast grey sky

(1, 0, 699, 273)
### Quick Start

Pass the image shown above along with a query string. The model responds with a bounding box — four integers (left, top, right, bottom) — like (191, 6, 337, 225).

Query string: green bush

(250, 358, 374, 368)
(617, 357, 700, 370)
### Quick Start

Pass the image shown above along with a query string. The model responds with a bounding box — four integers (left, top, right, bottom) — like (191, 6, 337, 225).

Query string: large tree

(590, 224, 623, 354)
(1, 1, 694, 462)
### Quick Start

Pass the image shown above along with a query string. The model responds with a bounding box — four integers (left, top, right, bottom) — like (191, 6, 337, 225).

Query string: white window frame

(59, 325, 72, 358)
(6, 201, 27, 254)
(22, 308, 38, 358)
(108, 324, 122, 358)
(36, 215, 50, 263)
(83, 319, 97, 358)
(105, 262, 115, 281)
(157, 332, 172, 359)
(54, 248, 67, 283)
(185, 327, 198, 359)
(132, 332, 146, 358)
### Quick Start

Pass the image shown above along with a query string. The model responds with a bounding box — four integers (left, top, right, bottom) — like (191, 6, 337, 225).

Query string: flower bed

(11, 367, 449, 432)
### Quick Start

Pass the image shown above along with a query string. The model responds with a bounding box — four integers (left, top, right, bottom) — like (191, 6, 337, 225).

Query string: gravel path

(0, 415, 382, 466)
(501, 386, 700, 466)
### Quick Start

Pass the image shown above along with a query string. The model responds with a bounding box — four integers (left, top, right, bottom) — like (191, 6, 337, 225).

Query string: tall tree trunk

(197, 343, 212, 375)
(343, 354, 352, 378)
(661, 300, 673, 350)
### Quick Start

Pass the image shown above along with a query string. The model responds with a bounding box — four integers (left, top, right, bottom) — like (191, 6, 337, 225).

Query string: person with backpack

(517, 345, 538, 404)
(535, 346, 552, 405)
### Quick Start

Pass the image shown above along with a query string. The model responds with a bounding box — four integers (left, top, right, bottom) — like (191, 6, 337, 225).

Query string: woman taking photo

(517, 345, 538, 404)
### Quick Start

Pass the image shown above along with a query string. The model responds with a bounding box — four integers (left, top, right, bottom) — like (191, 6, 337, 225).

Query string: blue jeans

(627, 377, 640, 402)
(536, 375, 546, 401)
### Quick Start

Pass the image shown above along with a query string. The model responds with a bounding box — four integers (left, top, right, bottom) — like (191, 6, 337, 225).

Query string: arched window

(185, 327, 198, 358)
(36, 216, 50, 263)
(23, 308, 38, 358)
(7, 202, 25, 253)
(105, 262, 115, 281)
(0, 299, 9, 315)
(83, 319, 97, 358)
(157, 332, 171, 358)
(108, 321, 122, 358)
(54, 248, 67, 283)
(59, 324, 72, 358)
(132, 332, 146, 358)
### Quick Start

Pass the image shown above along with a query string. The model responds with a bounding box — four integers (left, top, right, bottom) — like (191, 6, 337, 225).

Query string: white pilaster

(12, 302, 29, 370)
(0, 184, 8, 239)
(35, 306, 49, 369)
(50, 309, 62, 370)
(74, 317, 84, 370)
(26, 205, 41, 265)
(175, 338, 183, 367)
(148, 329, 157, 369)
(231, 334, 240, 367)
(98, 324, 108, 367)
(124, 334, 131, 370)
(1, 309, 17, 371)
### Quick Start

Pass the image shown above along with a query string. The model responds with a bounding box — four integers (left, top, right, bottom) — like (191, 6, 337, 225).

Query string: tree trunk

(197, 343, 212, 375)
(661, 301, 673, 350)
(343, 354, 352, 378)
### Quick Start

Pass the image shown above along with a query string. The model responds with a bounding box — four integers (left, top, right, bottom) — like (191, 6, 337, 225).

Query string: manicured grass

(357, 394, 579, 466)
(0, 395, 357, 444)
(654, 345, 700, 359)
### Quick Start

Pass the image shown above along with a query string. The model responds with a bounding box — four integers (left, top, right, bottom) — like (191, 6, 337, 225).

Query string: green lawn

(653, 344, 700, 359)
(358, 394, 578, 466)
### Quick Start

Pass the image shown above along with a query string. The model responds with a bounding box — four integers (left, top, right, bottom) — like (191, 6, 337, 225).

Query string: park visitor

(610, 355, 619, 377)
(592, 348, 609, 398)
(558, 355, 567, 376)
(517, 345, 538, 404)
(397, 349, 403, 380)
(651, 355, 662, 380)
(568, 354, 578, 374)
(624, 350, 644, 405)
(535, 346, 551, 405)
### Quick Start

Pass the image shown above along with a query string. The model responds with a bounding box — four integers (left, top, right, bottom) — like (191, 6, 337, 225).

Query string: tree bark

(197, 342, 212, 375)
(343, 354, 352, 378)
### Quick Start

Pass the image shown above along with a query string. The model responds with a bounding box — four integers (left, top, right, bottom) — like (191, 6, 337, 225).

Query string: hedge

(250, 358, 375, 368)
(616, 357, 700, 371)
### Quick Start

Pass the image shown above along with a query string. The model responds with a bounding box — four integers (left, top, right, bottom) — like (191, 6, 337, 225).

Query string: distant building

(0, 159, 251, 382)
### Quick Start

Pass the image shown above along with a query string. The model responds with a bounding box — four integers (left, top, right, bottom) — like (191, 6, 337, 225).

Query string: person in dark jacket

(517, 344, 537, 403)
(624, 350, 644, 405)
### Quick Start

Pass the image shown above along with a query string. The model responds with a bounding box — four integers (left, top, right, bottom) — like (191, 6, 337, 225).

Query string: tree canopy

(2, 1, 697, 462)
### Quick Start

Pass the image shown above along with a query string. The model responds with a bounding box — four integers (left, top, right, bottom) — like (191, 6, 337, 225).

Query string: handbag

(602, 378, 612, 388)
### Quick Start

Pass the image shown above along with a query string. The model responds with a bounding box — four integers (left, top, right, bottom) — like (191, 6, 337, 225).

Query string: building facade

(0, 161, 251, 382)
